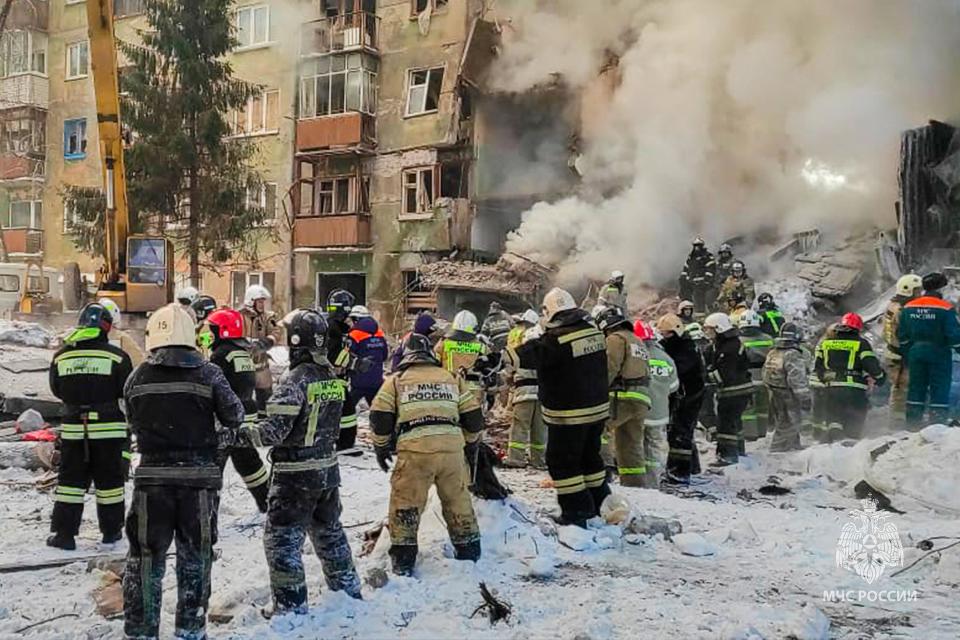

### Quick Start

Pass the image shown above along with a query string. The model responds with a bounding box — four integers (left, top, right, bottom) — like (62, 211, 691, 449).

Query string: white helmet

(348, 304, 371, 320)
(146, 304, 197, 351)
(520, 309, 540, 326)
(452, 310, 479, 334)
(611, 269, 625, 281)
(896, 274, 923, 298)
(738, 309, 761, 329)
(176, 286, 199, 305)
(704, 312, 734, 334)
(244, 284, 271, 307)
(590, 303, 607, 319)
(523, 324, 544, 343)
(678, 299, 695, 313)
(542, 287, 577, 322)
(98, 298, 122, 329)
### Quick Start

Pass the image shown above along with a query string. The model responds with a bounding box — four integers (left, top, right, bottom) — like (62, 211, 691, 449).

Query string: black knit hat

(922, 272, 948, 292)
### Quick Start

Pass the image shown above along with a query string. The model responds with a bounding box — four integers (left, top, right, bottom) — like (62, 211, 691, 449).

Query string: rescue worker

(703, 312, 754, 465)
(815, 312, 885, 441)
(883, 274, 922, 423)
(481, 301, 514, 352)
(239, 284, 282, 411)
(763, 322, 812, 452)
(596, 306, 651, 487)
(503, 316, 546, 469)
(47, 303, 133, 550)
(679, 237, 716, 314)
(716, 260, 756, 314)
(517, 288, 610, 526)
(98, 297, 145, 368)
(339, 307, 389, 451)
(635, 320, 679, 488)
(391, 312, 438, 372)
(658, 313, 705, 482)
(241, 309, 362, 613)
(176, 285, 200, 322)
(686, 320, 717, 438)
(738, 310, 774, 441)
(808, 322, 838, 438)
(191, 294, 217, 324)
(598, 270, 627, 310)
(122, 304, 245, 640)
(208, 308, 269, 513)
(678, 299, 696, 326)
(370, 333, 483, 575)
(757, 292, 785, 338)
(325, 289, 358, 449)
(715, 243, 736, 285)
(507, 309, 539, 351)
(898, 272, 960, 428)
(435, 310, 487, 388)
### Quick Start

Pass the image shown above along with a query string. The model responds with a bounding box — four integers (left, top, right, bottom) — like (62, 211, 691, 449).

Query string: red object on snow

(22, 428, 57, 442)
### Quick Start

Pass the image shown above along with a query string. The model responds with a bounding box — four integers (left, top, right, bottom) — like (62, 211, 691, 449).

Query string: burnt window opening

(440, 161, 468, 198)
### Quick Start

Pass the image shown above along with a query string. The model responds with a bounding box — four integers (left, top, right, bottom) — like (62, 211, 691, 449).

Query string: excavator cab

(97, 235, 173, 313)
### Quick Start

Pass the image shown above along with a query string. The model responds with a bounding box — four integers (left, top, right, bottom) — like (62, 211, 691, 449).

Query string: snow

(0, 320, 55, 348)
(1, 430, 960, 639)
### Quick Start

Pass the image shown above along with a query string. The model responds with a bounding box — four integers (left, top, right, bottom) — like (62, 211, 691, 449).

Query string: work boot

(662, 472, 690, 486)
(552, 513, 588, 529)
(389, 544, 418, 577)
(102, 531, 123, 544)
(46, 532, 76, 550)
(453, 540, 481, 562)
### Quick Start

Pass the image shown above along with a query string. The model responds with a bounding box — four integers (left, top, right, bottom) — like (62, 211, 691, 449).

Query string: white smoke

(496, 0, 960, 288)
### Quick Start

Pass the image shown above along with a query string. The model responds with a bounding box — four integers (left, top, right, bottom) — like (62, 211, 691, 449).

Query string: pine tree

(65, 0, 271, 285)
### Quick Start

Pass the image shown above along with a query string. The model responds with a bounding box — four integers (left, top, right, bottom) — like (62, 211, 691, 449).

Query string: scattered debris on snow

(0, 320, 55, 348)
(672, 532, 717, 557)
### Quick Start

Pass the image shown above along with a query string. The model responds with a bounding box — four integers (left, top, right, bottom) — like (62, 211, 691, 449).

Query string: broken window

(300, 54, 378, 117)
(63, 118, 87, 159)
(402, 167, 436, 216)
(405, 67, 444, 116)
(246, 182, 278, 222)
(313, 176, 356, 215)
(440, 161, 467, 198)
(0, 112, 45, 155)
(0, 30, 46, 77)
(411, 0, 445, 15)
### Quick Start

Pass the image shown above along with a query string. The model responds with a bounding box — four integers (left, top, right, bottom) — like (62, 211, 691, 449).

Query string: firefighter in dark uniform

(757, 292, 785, 338)
(679, 237, 716, 314)
(703, 312, 755, 465)
(370, 333, 484, 576)
(122, 304, 245, 640)
(325, 288, 359, 450)
(738, 310, 774, 441)
(658, 313, 706, 483)
(47, 303, 133, 550)
(242, 309, 362, 614)
(208, 308, 270, 513)
(518, 288, 610, 527)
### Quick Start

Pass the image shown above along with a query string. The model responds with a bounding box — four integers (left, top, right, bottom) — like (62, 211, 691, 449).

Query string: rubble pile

(794, 234, 876, 301)
(0, 320, 56, 349)
(418, 259, 543, 298)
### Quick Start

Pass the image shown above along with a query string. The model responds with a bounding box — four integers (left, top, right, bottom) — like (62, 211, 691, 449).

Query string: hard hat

(840, 312, 864, 331)
(757, 292, 774, 308)
(326, 288, 355, 320)
(520, 309, 540, 326)
(704, 312, 734, 334)
(684, 322, 705, 341)
(590, 303, 607, 319)
(633, 320, 655, 341)
(348, 304, 371, 320)
(489, 301, 503, 312)
(596, 306, 630, 333)
(77, 302, 114, 334)
(541, 287, 577, 322)
(678, 300, 695, 313)
(896, 274, 923, 297)
(399, 332, 440, 368)
(611, 269, 625, 281)
(719, 243, 733, 255)
(922, 272, 948, 292)
(176, 286, 199, 305)
(523, 324, 543, 342)
(692, 236, 705, 247)
(244, 284, 271, 307)
(738, 309, 761, 329)
(656, 313, 684, 336)
(191, 295, 217, 323)
(283, 308, 329, 350)
(779, 322, 803, 343)
(97, 298, 122, 329)
(207, 308, 245, 341)
(146, 304, 197, 351)
(452, 310, 479, 334)
(731, 260, 746, 275)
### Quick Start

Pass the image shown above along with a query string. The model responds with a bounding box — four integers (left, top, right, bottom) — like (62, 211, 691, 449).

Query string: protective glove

(375, 446, 393, 473)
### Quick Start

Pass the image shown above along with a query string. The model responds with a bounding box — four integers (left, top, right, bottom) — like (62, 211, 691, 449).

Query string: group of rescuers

(43, 259, 959, 638)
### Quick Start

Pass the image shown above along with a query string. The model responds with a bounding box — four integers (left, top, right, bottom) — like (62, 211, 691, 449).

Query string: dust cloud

(496, 0, 960, 288)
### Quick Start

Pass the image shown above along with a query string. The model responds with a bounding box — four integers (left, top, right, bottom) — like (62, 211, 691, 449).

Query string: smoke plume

(495, 0, 960, 288)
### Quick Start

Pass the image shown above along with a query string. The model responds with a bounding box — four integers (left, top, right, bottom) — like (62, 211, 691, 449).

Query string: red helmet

(207, 308, 244, 340)
(840, 312, 864, 331)
(633, 319, 656, 341)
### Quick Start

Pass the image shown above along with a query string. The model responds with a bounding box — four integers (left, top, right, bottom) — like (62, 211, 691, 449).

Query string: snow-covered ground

(1, 425, 959, 640)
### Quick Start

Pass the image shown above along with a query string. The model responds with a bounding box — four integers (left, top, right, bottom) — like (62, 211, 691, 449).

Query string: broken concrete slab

(0, 358, 51, 373)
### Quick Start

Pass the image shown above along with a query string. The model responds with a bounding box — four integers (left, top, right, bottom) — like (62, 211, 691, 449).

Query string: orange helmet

(633, 320, 655, 341)
(840, 312, 864, 331)
(207, 308, 245, 340)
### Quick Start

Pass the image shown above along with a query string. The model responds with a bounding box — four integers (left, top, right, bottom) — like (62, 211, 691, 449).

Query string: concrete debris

(794, 236, 875, 300)
(0, 441, 56, 470)
(0, 320, 55, 348)
(15, 409, 44, 433)
(0, 358, 51, 374)
(418, 254, 547, 298)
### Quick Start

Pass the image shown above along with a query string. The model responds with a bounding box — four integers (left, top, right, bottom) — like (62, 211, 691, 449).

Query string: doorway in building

(316, 272, 366, 309)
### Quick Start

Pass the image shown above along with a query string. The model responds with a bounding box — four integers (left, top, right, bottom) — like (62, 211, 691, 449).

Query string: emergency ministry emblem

(835, 499, 904, 584)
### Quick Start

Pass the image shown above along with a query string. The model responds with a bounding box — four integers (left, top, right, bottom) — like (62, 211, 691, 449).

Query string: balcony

(296, 112, 376, 154)
(8, 0, 49, 30)
(294, 213, 371, 248)
(0, 74, 48, 110)
(0, 152, 44, 180)
(301, 12, 379, 57)
(1, 228, 43, 255)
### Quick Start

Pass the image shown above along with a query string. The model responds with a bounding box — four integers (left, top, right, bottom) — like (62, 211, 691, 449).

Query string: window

(0, 113, 45, 154)
(0, 30, 47, 77)
(234, 5, 270, 49)
(66, 41, 89, 79)
(6, 200, 42, 228)
(0, 275, 18, 293)
(411, 0, 447, 15)
(27, 276, 50, 293)
(114, 0, 146, 18)
(231, 271, 275, 308)
(64, 118, 87, 159)
(299, 53, 377, 117)
(440, 161, 468, 198)
(402, 167, 436, 216)
(63, 202, 79, 233)
(313, 176, 353, 215)
(247, 182, 278, 221)
(230, 89, 280, 136)
(405, 67, 443, 116)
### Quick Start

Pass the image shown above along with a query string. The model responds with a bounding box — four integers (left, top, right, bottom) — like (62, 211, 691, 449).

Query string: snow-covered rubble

(0, 320, 55, 348)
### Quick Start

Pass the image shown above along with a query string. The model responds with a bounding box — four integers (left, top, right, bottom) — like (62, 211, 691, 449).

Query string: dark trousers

(256, 387, 272, 413)
(668, 392, 703, 478)
(263, 475, 361, 614)
(692, 285, 712, 314)
(824, 387, 869, 439)
(716, 395, 749, 461)
(217, 445, 269, 511)
(51, 438, 125, 537)
(123, 485, 218, 639)
(337, 385, 378, 450)
(906, 349, 952, 427)
(545, 421, 610, 524)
